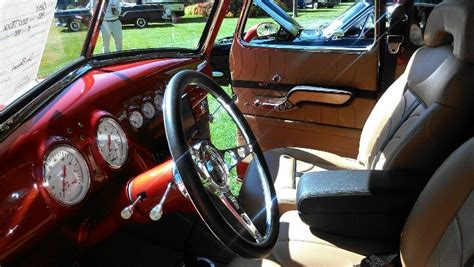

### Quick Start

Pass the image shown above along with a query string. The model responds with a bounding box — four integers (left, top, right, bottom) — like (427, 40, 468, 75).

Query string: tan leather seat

(247, 0, 474, 211)
(229, 137, 474, 266)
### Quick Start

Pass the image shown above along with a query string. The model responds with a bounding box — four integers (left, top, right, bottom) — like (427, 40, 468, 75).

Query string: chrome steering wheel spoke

(220, 143, 253, 171)
(217, 190, 264, 243)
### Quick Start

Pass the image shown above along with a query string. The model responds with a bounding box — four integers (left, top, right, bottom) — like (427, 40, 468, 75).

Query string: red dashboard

(0, 56, 210, 262)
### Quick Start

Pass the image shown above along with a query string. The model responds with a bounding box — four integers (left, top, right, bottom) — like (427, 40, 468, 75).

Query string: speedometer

(96, 117, 128, 168)
(43, 145, 91, 206)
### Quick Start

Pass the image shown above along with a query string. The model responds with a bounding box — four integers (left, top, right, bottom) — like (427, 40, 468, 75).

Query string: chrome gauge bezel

(154, 93, 164, 112)
(42, 145, 91, 206)
(96, 117, 129, 169)
(128, 110, 144, 129)
(142, 101, 156, 119)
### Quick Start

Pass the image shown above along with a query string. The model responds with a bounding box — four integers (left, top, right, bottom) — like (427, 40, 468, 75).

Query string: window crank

(149, 181, 174, 221)
(120, 193, 146, 220)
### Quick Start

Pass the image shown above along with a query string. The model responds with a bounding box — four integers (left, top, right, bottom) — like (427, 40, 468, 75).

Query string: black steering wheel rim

(163, 70, 279, 259)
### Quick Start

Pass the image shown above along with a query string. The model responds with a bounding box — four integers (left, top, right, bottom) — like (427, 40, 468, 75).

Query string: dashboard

(0, 57, 209, 262)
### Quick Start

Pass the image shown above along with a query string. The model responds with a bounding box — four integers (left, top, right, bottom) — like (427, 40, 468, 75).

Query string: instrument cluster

(126, 91, 164, 130)
(41, 90, 166, 206)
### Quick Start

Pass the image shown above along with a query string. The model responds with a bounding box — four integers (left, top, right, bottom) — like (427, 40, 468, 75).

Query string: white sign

(0, 0, 57, 109)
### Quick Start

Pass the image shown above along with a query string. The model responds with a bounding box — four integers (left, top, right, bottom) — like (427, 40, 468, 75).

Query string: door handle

(252, 85, 353, 112)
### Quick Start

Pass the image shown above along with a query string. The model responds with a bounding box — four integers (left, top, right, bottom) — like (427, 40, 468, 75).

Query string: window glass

(0, 0, 96, 111)
(242, 0, 376, 48)
(93, 0, 215, 54)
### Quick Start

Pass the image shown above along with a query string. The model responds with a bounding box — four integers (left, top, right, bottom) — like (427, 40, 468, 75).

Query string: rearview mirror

(256, 22, 279, 38)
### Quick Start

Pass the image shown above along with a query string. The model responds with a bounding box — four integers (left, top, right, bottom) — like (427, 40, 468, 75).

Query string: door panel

(231, 41, 379, 91)
(240, 115, 363, 158)
(230, 40, 378, 157)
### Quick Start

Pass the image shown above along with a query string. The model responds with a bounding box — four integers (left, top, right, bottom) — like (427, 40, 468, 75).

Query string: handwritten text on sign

(0, 1, 57, 109)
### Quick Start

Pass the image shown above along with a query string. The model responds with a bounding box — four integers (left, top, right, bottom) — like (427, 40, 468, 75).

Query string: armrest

(253, 85, 353, 111)
(296, 170, 429, 241)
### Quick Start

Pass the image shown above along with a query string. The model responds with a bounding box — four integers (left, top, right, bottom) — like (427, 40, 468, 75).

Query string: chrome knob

(149, 182, 174, 221)
(120, 194, 143, 220)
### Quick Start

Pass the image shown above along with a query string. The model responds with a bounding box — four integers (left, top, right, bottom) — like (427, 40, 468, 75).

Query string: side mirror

(256, 22, 279, 38)
(332, 30, 345, 39)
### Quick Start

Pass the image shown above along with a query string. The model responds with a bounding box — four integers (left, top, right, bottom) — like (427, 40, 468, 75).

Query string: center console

(296, 170, 429, 241)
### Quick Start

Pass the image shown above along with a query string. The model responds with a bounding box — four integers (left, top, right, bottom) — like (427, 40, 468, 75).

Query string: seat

(246, 0, 474, 211)
(229, 137, 474, 266)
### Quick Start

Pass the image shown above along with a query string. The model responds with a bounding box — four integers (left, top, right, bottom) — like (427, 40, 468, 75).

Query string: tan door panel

(235, 88, 375, 129)
(240, 115, 362, 158)
(230, 39, 379, 156)
(230, 40, 379, 91)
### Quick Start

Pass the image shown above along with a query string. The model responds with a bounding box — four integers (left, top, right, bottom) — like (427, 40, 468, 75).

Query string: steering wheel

(163, 70, 279, 258)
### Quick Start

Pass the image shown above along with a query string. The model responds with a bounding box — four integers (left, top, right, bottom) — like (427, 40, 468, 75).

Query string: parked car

(1, 0, 472, 266)
(54, 2, 184, 31)
(121, 3, 166, 28)
(54, 7, 92, 32)
(302, 0, 341, 9)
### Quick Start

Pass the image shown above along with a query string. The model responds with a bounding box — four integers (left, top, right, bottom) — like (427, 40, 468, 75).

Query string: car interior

(0, 0, 472, 266)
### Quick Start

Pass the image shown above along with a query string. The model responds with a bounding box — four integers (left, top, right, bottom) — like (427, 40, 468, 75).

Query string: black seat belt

(359, 253, 400, 267)
(379, 3, 409, 94)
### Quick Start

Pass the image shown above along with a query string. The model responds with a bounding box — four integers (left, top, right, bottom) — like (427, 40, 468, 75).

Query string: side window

(242, 0, 376, 49)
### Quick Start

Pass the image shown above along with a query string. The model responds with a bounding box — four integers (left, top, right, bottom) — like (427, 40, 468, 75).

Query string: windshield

(322, 1, 371, 37)
(0, 0, 214, 112)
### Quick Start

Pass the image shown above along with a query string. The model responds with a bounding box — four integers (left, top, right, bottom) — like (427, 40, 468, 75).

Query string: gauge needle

(108, 134, 112, 151)
(62, 165, 67, 197)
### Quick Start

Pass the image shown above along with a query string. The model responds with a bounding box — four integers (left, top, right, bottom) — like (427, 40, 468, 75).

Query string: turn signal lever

(149, 181, 174, 221)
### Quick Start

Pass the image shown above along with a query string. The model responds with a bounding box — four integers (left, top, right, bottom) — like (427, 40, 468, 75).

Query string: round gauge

(129, 110, 144, 129)
(142, 101, 156, 119)
(96, 117, 129, 168)
(154, 94, 163, 112)
(43, 145, 91, 206)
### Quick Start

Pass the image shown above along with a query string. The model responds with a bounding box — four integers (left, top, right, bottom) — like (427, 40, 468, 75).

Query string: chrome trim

(173, 167, 189, 199)
(191, 85, 274, 243)
(239, 39, 377, 53)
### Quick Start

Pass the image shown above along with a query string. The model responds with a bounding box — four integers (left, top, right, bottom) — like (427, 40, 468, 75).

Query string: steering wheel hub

(193, 141, 229, 190)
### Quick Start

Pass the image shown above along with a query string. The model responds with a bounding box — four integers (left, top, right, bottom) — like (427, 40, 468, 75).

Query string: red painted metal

(202, 0, 230, 57)
(128, 160, 194, 219)
(0, 57, 206, 262)
(243, 24, 259, 42)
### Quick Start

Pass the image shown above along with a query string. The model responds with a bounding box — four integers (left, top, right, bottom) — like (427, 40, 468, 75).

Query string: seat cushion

(246, 147, 364, 213)
(228, 211, 395, 267)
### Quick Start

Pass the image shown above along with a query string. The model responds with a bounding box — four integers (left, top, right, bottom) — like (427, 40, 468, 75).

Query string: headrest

(424, 0, 474, 63)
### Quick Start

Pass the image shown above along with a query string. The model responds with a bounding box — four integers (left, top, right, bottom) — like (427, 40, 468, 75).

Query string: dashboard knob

(149, 182, 174, 221)
(120, 206, 134, 220)
(120, 194, 143, 220)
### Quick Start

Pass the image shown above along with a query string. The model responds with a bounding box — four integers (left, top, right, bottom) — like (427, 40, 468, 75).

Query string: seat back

(357, 0, 474, 173)
(400, 137, 474, 266)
